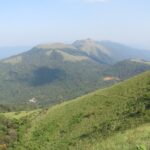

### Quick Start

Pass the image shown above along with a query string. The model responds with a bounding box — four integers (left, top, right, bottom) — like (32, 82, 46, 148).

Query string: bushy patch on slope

(0, 114, 20, 149)
(0, 110, 41, 150)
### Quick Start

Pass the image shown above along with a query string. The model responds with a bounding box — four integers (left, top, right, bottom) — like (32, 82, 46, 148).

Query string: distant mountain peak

(73, 39, 111, 57)
(72, 38, 95, 46)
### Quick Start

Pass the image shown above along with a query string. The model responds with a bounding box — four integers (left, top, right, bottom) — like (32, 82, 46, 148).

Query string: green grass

(2, 109, 40, 120)
(94, 124, 150, 150)
(8, 70, 149, 150)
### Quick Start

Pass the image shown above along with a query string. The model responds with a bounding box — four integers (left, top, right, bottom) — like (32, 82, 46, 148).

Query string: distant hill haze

(0, 39, 150, 106)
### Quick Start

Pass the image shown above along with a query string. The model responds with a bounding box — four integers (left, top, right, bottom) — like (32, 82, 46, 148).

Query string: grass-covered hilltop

(1, 71, 150, 150)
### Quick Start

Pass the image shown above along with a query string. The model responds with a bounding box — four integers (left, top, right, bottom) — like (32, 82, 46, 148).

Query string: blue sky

(0, 0, 150, 58)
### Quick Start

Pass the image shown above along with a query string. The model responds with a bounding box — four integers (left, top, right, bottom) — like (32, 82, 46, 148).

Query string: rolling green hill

(103, 59, 150, 80)
(4, 71, 149, 150)
(0, 46, 106, 106)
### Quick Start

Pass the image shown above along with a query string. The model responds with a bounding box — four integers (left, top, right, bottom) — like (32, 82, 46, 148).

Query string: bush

(136, 145, 147, 150)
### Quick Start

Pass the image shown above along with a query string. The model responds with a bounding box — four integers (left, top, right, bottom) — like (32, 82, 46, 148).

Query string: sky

(0, 0, 150, 58)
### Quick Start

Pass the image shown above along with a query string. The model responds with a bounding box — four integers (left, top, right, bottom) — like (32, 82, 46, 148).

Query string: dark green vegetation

(0, 49, 105, 106)
(103, 59, 150, 79)
(2, 71, 149, 150)
(0, 110, 41, 150)
(0, 105, 13, 113)
(0, 114, 18, 149)
(0, 39, 150, 107)
(0, 113, 32, 150)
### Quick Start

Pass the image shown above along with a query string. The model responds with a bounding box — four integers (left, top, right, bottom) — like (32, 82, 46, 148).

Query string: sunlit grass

(94, 124, 150, 150)
(2, 109, 40, 119)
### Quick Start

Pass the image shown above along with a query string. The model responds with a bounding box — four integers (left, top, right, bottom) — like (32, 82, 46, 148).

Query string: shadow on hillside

(30, 67, 66, 86)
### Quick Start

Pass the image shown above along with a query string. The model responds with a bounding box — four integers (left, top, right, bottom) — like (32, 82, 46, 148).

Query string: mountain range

(0, 39, 150, 107)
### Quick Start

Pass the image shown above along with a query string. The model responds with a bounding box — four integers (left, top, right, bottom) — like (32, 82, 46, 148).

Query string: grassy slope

(11, 71, 150, 150)
(94, 123, 150, 150)
(2, 110, 40, 120)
